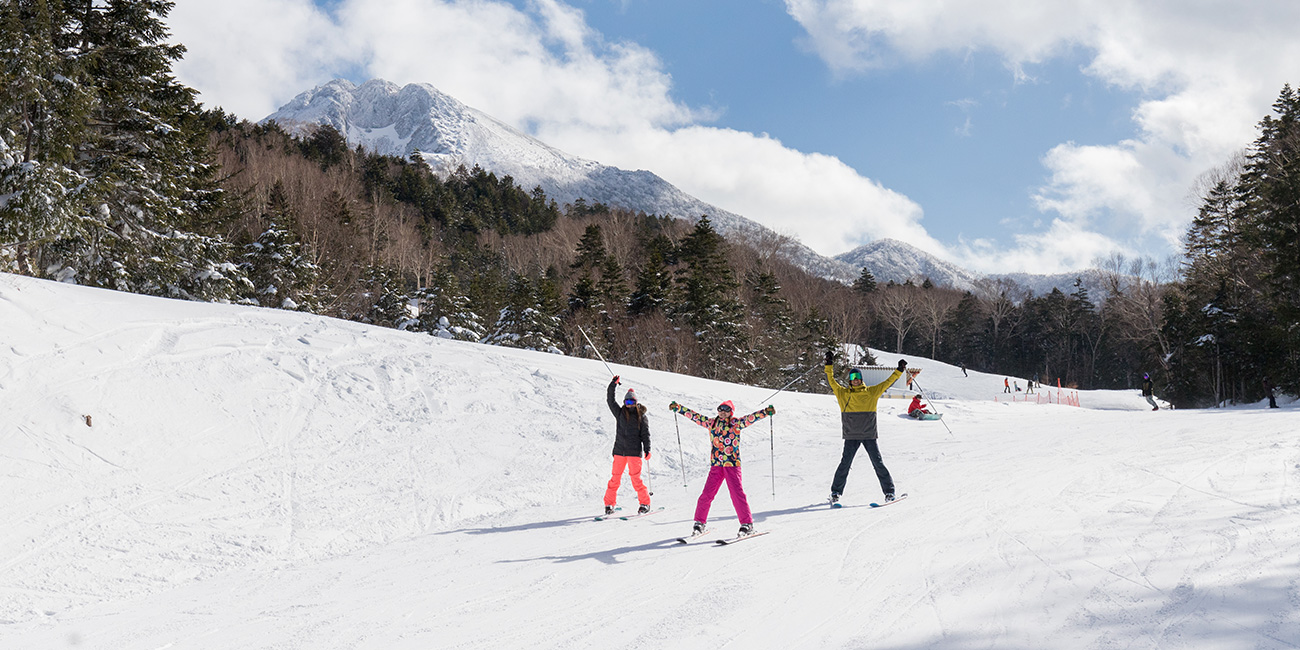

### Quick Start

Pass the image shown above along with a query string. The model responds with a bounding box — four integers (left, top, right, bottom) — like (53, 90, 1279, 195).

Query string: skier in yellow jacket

(825, 351, 905, 505)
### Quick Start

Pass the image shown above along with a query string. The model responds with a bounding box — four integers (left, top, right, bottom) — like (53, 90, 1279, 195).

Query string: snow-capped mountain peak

(835, 238, 982, 291)
(264, 78, 858, 281)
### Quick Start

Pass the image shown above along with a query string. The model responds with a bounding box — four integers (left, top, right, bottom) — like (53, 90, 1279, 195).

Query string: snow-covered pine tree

(65, 0, 239, 300)
(362, 264, 414, 328)
(241, 181, 323, 311)
(414, 265, 485, 341)
(0, 0, 95, 275)
(485, 272, 562, 354)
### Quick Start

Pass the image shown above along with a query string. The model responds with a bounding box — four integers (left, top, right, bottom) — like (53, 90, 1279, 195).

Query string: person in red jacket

(670, 399, 774, 538)
(908, 395, 930, 418)
(604, 376, 651, 516)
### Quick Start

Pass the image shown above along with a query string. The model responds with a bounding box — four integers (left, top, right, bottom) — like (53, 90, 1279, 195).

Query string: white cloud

(785, 0, 1300, 270)
(169, 0, 933, 261)
(954, 219, 1126, 275)
(551, 124, 933, 255)
(169, 0, 349, 119)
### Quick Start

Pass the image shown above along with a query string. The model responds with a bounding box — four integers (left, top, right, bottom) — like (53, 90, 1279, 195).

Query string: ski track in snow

(1, 272, 1299, 648)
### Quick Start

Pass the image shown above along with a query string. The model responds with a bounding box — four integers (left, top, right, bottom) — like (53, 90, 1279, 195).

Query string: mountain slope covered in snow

(2, 273, 1297, 648)
(265, 79, 857, 282)
(835, 237, 983, 291)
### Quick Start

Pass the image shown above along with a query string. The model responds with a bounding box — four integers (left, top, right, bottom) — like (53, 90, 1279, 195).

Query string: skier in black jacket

(1142, 373, 1158, 411)
(604, 376, 651, 515)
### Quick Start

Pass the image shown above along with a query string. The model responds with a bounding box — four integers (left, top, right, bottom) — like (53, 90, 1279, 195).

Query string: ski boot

(828, 493, 840, 505)
(637, 503, 651, 515)
(738, 523, 754, 536)
(692, 521, 706, 535)
(604, 505, 616, 516)
(884, 493, 896, 503)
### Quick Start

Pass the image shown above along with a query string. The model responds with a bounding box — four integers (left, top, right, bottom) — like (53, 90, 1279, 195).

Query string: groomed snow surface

(2, 273, 1297, 650)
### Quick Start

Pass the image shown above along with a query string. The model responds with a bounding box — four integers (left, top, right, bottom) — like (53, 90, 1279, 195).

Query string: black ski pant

(830, 438, 893, 496)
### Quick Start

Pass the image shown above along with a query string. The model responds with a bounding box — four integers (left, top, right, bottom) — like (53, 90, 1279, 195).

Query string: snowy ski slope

(1, 273, 1296, 649)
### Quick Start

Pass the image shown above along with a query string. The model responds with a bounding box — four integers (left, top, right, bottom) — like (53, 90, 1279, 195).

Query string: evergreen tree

(22, 0, 240, 299)
(0, 0, 95, 274)
(628, 232, 675, 316)
(567, 274, 598, 313)
(241, 181, 323, 311)
(414, 265, 484, 341)
(570, 224, 607, 272)
(671, 217, 750, 379)
(1237, 85, 1300, 390)
(943, 291, 987, 370)
(595, 254, 627, 317)
(748, 269, 795, 381)
(853, 267, 878, 294)
(486, 272, 563, 353)
(792, 307, 838, 393)
(362, 264, 413, 328)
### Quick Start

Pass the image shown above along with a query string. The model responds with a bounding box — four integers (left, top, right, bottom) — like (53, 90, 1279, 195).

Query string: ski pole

(674, 412, 687, 490)
(769, 413, 776, 499)
(576, 325, 616, 378)
(911, 377, 954, 436)
(756, 363, 821, 405)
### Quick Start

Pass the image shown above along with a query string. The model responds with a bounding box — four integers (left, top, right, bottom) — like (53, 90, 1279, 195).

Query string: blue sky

(575, 0, 1144, 248)
(168, 0, 1300, 275)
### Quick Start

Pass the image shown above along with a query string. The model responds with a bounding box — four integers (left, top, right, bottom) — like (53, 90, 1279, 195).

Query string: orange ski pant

(604, 455, 650, 507)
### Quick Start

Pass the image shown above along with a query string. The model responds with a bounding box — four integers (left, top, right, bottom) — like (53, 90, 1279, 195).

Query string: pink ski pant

(694, 466, 752, 525)
(604, 456, 650, 506)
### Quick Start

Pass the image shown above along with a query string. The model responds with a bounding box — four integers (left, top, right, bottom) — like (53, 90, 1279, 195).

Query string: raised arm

(734, 405, 775, 430)
(606, 377, 621, 416)
(669, 401, 710, 427)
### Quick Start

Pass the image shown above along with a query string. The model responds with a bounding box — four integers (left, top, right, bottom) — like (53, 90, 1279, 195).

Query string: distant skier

(960, 362, 968, 377)
(1004, 377, 1011, 393)
(907, 394, 931, 418)
(825, 351, 904, 505)
(604, 376, 651, 516)
(1026, 379, 1035, 395)
(1264, 376, 1279, 409)
(669, 399, 774, 538)
(1141, 373, 1158, 411)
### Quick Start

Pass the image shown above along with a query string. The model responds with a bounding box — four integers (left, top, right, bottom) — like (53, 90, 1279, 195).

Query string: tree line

(2, 0, 1294, 406)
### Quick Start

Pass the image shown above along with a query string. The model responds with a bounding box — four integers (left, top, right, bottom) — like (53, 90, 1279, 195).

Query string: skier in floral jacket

(669, 399, 774, 537)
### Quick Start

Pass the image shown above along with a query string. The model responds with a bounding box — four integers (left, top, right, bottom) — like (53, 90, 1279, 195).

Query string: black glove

(612, 375, 620, 385)
(824, 350, 834, 366)
(897, 359, 907, 372)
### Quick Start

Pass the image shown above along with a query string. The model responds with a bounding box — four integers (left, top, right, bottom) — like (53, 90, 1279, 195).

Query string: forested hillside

(1, 0, 1294, 406)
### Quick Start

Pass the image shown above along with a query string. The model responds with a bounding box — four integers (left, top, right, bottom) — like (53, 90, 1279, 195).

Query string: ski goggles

(847, 372, 863, 382)
(717, 404, 733, 412)
(624, 399, 637, 405)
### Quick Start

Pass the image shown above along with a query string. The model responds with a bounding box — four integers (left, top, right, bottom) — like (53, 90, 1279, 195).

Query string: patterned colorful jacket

(670, 403, 770, 467)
